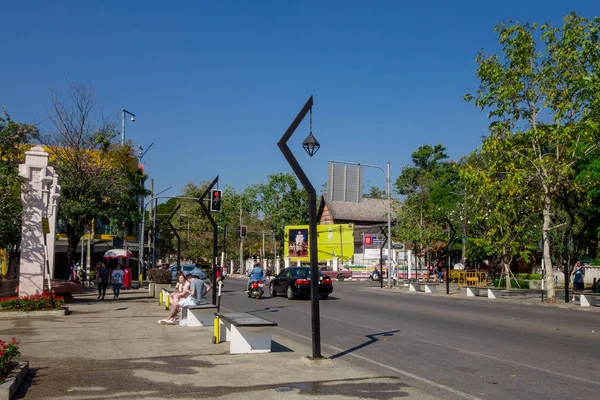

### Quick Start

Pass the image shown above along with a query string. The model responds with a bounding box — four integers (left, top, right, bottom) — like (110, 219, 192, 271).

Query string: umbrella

(103, 249, 134, 259)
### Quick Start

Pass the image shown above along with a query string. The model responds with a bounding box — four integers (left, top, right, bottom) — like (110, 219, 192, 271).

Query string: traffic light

(210, 189, 222, 212)
(240, 225, 247, 238)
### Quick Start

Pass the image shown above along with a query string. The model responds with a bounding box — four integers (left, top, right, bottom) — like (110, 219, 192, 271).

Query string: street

(220, 277, 600, 400)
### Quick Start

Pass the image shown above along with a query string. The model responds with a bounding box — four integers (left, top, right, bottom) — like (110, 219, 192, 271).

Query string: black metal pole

(308, 189, 321, 358)
(445, 217, 455, 295)
(166, 204, 181, 270)
(198, 176, 219, 305)
(277, 96, 322, 359)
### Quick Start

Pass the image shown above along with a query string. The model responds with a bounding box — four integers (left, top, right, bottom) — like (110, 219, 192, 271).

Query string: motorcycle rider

(246, 262, 264, 292)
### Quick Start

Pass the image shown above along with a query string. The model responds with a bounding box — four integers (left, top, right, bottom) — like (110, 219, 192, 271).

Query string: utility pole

(461, 187, 467, 266)
(239, 198, 243, 275)
(262, 230, 265, 272)
(149, 179, 154, 267)
(86, 220, 93, 286)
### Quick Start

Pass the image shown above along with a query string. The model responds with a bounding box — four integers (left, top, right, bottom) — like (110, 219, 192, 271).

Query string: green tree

(395, 144, 460, 266)
(248, 173, 309, 247)
(462, 136, 541, 287)
(0, 108, 38, 251)
(464, 13, 600, 301)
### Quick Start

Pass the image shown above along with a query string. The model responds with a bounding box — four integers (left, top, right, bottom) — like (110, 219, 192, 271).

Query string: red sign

(364, 236, 372, 246)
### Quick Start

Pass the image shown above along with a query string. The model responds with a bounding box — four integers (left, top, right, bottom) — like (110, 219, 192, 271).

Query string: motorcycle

(248, 280, 264, 299)
(368, 272, 383, 282)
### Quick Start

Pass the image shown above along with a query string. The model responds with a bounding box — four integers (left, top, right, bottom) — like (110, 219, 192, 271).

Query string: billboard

(284, 224, 354, 262)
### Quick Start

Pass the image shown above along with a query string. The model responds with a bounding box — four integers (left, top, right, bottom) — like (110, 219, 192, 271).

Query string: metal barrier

(455, 271, 488, 286)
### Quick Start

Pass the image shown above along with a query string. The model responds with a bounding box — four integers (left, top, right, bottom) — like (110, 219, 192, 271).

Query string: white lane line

(285, 307, 600, 388)
(277, 327, 483, 400)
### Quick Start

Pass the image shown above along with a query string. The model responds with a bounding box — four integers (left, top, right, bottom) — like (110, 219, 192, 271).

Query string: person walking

(96, 262, 111, 300)
(111, 263, 125, 300)
(571, 261, 585, 302)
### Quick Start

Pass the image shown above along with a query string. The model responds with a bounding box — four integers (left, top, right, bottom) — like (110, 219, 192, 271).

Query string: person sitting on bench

(159, 274, 212, 325)
(170, 272, 190, 309)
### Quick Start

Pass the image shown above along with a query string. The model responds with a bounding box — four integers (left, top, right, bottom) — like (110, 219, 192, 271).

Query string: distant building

(317, 194, 391, 265)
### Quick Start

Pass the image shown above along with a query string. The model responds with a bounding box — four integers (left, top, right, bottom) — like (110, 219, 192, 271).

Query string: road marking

(277, 327, 483, 400)
(284, 308, 600, 389)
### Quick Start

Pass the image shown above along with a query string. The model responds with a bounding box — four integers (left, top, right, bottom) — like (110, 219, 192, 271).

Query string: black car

(269, 267, 333, 300)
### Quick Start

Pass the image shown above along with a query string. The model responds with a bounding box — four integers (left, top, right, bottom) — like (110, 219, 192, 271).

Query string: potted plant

(152, 269, 172, 299)
(0, 338, 29, 398)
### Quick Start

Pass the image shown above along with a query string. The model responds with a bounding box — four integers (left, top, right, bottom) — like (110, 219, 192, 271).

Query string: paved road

(220, 278, 600, 400)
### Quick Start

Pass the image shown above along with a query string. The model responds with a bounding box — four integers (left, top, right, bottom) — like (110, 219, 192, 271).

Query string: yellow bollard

(159, 291, 163, 306)
(165, 293, 170, 310)
(212, 316, 220, 344)
(139, 274, 143, 287)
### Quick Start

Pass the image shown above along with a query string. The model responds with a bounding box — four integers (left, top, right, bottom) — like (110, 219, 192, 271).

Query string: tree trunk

(66, 224, 81, 280)
(542, 193, 556, 302)
(503, 253, 511, 289)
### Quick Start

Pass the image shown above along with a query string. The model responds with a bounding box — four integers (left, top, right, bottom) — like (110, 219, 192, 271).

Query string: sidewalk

(2, 288, 441, 400)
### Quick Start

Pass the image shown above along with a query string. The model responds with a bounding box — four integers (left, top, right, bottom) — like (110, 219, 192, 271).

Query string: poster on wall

(287, 227, 309, 259)
(284, 224, 354, 262)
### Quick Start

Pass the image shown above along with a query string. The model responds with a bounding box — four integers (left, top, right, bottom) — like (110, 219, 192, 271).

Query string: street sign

(392, 243, 404, 250)
(372, 238, 385, 245)
(41, 217, 50, 234)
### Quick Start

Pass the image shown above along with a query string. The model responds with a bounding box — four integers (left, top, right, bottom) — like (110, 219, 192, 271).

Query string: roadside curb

(0, 361, 29, 400)
(0, 307, 69, 319)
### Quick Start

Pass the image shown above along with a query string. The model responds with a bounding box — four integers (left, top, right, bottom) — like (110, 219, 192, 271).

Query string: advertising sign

(284, 224, 354, 262)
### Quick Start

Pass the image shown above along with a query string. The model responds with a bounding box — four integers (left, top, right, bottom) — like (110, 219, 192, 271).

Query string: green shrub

(492, 279, 530, 289)
(515, 273, 542, 280)
(153, 269, 171, 284)
(592, 257, 600, 266)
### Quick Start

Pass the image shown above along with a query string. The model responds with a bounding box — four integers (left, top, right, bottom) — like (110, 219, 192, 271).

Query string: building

(317, 194, 390, 265)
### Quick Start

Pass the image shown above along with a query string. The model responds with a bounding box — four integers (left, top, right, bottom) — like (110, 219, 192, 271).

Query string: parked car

(170, 265, 206, 281)
(269, 267, 333, 300)
(319, 267, 352, 281)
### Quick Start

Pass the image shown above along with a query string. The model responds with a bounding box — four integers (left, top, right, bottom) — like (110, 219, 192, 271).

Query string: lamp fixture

(302, 107, 320, 157)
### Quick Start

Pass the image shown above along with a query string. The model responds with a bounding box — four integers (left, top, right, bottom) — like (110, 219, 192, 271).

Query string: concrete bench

(216, 312, 278, 354)
(465, 286, 505, 299)
(577, 292, 599, 307)
(182, 303, 217, 326)
(409, 282, 439, 293)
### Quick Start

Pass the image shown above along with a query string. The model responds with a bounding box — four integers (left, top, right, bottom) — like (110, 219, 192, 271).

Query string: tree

(40, 83, 147, 273)
(462, 137, 542, 287)
(0, 108, 38, 252)
(464, 13, 600, 301)
(395, 144, 460, 267)
(364, 185, 386, 199)
(249, 173, 309, 247)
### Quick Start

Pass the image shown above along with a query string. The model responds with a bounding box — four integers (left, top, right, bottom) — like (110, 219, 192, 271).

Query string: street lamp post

(121, 108, 136, 146)
(140, 196, 199, 275)
(328, 160, 393, 289)
(150, 186, 172, 266)
(278, 96, 323, 359)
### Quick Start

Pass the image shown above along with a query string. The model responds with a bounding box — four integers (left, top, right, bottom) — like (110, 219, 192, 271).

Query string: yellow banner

(284, 224, 354, 262)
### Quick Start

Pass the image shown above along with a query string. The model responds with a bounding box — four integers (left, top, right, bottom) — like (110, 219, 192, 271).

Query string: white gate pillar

(18, 146, 60, 297)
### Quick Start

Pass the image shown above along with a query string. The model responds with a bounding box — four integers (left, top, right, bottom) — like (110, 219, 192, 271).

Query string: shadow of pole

(329, 330, 400, 360)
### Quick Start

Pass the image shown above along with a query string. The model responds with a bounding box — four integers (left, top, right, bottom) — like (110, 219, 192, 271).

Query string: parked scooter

(248, 280, 264, 299)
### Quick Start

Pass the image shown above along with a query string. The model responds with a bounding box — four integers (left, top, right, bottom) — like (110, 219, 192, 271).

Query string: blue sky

(2, 1, 597, 200)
